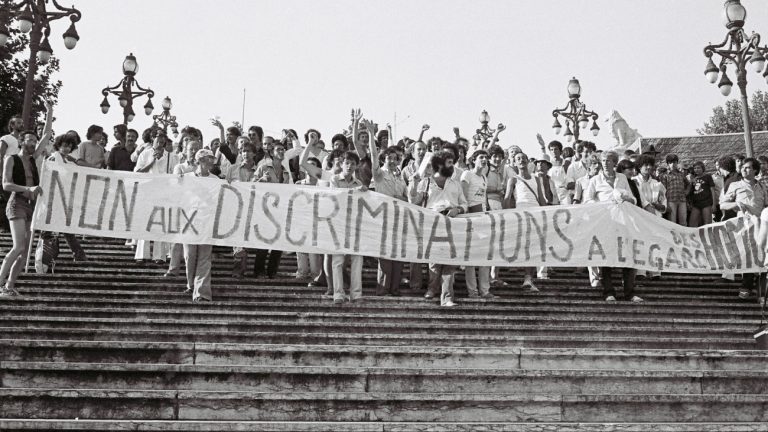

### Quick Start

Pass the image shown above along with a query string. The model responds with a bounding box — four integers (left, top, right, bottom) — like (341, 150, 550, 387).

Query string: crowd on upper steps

(0, 106, 767, 308)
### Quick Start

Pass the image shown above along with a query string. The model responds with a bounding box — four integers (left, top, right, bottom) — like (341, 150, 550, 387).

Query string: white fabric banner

(31, 162, 765, 274)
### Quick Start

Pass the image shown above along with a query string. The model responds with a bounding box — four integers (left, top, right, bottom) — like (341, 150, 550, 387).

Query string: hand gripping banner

(32, 162, 765, 274)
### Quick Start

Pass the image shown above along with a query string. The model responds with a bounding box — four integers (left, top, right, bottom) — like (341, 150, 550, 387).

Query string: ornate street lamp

(100, 53, 155, 125)
(0, 0, 82, 128)
(474, 110, 497, 145)
(153, 96, 179, 136)
(551, 77, 600, 143)
(703, 0, 768, 157)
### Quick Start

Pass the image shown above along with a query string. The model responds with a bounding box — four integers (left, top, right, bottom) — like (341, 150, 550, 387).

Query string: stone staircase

(0, 235, 767, 431)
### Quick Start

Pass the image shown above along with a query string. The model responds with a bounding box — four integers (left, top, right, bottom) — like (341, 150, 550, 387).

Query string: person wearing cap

(181, 148, 218, 302)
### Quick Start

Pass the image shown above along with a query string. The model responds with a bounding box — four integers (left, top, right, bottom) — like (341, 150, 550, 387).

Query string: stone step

(0, 314, 755, 340)
(3, 339, 765, 370)
(13, 280, 745, 302)
(2, 388, 767, 422)
(3, 361, 767, 395)
(5, 294, 763, 321)
(19, 267, 744, 289)
(1, 304, 756, 328)
(1, 420, 765, 432)
(0, 327, 754, 350)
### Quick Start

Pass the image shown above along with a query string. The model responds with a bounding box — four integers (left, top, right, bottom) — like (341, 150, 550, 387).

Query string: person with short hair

(77, 125, 107, 169)
(585, 150, 642, 303)
(329, 151, 368, 304)
(182, 148, 218, 302)
(462, 149, 495, 300)
(660, 153, 689, 226)
(252, 139, 293, 278)
(367, 123, 407, 297)
(720, 157, 768, 301)
(634, 154, 666, 280)
(0, 131, 43, 296)
(134, 135, 177, 264)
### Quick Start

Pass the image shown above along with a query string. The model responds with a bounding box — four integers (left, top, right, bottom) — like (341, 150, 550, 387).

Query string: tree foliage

(0, 6, 62, 132)
(698, 90, 768, 135)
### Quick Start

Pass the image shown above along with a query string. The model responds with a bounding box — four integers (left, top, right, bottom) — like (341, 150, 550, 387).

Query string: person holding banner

(461, 149, 496, 300)
(252, 138, 293, 279)
(634, 155, 667, 280)
(225, 140, 258, 279)
(367, 122, 407, 296)
(182, 148, 218, 302)
(0, 131, 42, 296)
(329, 152, 368, 304)
(402, 140, 429, 292)
(408, 150, 468, 307)
(719, 157, 768, 302)
(507, 152, 548, 292)
(585, 150, 643, 303)
(134, 135, 177, 264)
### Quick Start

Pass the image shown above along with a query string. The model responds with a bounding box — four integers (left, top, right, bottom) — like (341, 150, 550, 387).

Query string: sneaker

(424, 292, 435, 299)
(442, 301, 457, 307)
(466, 293, 480, 299)
(193, 297, 211, 303)
(333, 296, 349, 304)
(481, 293, 498, 300)
(739, 290, 751, 300)
(308, 280, 326, 288)
(605, 295, 617, 302)
(0, 287, 18, 297)
(183, 287, 193, 294)
(630, 296, 644, 303)
(590, 280, 601, 288)
(164, 271, 178, 277)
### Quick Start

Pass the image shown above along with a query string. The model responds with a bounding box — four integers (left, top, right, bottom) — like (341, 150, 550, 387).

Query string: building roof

(639, 131, 768, 171)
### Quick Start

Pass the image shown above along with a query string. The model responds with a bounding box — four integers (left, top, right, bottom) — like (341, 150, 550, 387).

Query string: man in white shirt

(134, 136, 177, 264)
(585, 150, 643, 303)
(408, 150, 468, 307)
(461, 149, 495, 300)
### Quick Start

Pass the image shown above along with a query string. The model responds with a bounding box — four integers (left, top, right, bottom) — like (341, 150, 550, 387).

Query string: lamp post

(551, 77, 600, 143)
(703, 0, 768, 158)
(0, 0, 82, 129)
(100, 53, 155, 126)
(474, 110, 497, 146)
(153, 96, 178, 137)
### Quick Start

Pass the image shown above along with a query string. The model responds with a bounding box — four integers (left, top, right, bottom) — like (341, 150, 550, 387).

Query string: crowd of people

(0, 107, 766, 306)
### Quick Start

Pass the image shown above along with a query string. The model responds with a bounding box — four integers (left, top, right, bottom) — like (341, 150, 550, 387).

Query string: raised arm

(387, 123, 395, 148)
(486, 123, 506, 148)
(34, 101, 54, 159)
(350, 108, 366, 157)
(417, 124, 430, 143)
(211, 118, 225, 146)
(299, 140, 323, 180)
(367, 123, 381, 177)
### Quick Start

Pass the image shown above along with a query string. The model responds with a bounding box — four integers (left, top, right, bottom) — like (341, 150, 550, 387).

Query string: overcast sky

(39, 0, 768, 156)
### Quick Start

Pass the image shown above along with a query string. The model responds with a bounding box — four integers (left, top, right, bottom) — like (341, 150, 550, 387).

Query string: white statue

(605, 110, 642, 152)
